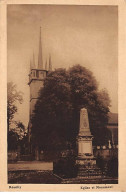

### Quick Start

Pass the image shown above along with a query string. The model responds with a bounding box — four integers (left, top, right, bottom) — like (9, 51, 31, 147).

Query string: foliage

(8, 130, 19, 151)
(31, 68, 72, 150)
(8, 121, 27, 152)
(31, 65, 111, 150)
(7, 82, 23, 132)
(7, 82, 28, 152)
(106, 157, 118, 177)
(96, 154, 106, 173)
(15, 121, 26, 139)
(19, 132, 29, 155)
(53, 157, 78, 178)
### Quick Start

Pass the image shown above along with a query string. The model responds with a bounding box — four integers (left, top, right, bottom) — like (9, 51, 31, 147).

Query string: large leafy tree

(8, 130, 19, 151)
(8, 122, 27, 152)
(7, 82, 23, 133)
(32, 69, 72, 150)
(7, 82, 25, 151)
(68, 66, 110, 145)
(31, 65, 111, 151)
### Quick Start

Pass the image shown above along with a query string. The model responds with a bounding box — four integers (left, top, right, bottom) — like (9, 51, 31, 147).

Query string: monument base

(76, 158, 102, 178)
(76, 156, 96, 166)
(77, 165, 102, 178)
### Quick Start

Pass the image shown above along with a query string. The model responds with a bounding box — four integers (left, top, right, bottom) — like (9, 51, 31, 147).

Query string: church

(28, 27, 52, 159)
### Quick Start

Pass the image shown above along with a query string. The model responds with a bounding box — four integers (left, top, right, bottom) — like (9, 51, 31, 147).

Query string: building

(28, 27, 52, 159)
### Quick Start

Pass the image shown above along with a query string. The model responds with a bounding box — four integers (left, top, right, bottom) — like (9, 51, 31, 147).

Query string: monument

(76, 108, 102, 177)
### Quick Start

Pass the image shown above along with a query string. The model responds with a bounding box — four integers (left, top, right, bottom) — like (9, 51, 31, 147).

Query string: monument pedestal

(76, 149, 102, 178)
(76, 108, 102, 178)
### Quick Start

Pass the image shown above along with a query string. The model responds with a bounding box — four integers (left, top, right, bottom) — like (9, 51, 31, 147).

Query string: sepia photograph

(7, 4, 118, 185)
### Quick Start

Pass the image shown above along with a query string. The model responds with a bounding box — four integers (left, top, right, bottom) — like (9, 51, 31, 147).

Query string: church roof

(108, 112, 118, 125)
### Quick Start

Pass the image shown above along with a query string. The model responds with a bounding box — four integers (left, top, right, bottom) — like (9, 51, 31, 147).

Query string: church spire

(49, 54, 52, 71)
(38, 27, 43, 69)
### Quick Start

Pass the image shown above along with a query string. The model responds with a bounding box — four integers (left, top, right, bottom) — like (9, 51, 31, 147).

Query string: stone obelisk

(76, 108, 96, 167)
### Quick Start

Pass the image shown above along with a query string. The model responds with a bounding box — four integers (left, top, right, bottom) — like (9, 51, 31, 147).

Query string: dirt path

(8, 161, 53, 171)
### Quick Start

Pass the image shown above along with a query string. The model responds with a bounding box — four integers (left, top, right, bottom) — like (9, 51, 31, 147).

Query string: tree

(7, 82, 23, 133)
(31, 68, 72, 151)
(19, 132, 29, 155)
(8, 121, 27, 152)
(107, 156, 118, 177)
(31, 65, 111, 151)
(67, 65, 111, 145)
(15, 121, 26, 139)
(8, 130, 19, 151)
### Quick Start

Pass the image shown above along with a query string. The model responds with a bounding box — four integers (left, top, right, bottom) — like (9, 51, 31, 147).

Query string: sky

(7, 5, 118, 127)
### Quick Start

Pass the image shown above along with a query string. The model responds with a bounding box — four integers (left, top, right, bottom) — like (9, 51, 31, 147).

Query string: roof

(108, 112, 118, 124)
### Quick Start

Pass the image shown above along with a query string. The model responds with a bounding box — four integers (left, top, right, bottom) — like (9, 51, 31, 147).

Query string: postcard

(0, 0, 126, 192)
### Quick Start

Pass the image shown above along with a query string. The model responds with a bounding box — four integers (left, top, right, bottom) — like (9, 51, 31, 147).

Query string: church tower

(28, 27, 47, 118)
(28, 27, 50, 156)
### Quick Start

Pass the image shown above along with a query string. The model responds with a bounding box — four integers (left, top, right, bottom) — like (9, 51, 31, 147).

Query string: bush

(106, 157, 118, 177)
(53, 157, 78, 178)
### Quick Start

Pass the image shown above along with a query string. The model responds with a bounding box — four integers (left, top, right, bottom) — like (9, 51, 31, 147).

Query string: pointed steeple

(49, 54, 52, 71)
(38, 27, 43, 69)
(45, 59, 47, 70)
